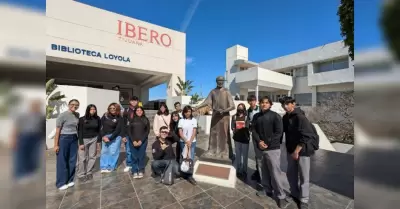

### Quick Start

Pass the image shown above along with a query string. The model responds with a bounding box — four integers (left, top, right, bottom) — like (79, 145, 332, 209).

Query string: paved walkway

(46, 142, 354, 209)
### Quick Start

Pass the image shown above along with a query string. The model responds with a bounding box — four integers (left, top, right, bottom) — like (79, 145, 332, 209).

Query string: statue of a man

(195, 76, 235, 160)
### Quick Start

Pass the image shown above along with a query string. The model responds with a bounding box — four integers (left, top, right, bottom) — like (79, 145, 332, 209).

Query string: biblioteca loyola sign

(50, 44, 131, 62)
(117, 20, 172, 48)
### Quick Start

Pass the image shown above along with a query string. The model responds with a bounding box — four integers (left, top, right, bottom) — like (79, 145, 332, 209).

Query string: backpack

(160, 160, 175, 185)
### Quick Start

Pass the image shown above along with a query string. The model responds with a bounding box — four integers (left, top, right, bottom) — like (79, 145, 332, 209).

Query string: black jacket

(282, 107, 316, 156)
(251, 109, 283, 151)
(100, 114, 123, 141)
(152, 139, 175, 160)
(231, 114, 250, 143)
(127, 116, 150, 142)
(78, 116, 101, 144)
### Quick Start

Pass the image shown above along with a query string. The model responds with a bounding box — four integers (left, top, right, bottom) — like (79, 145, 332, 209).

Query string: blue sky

(14, 0, 383, 100)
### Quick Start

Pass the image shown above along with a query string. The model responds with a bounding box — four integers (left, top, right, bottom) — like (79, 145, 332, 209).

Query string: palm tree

(176, 76, 194, 96)
(190, 93, 202, 104)
(46, 79, 66, 119)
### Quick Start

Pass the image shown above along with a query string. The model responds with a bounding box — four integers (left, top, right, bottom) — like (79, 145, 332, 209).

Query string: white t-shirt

(178, 118, 198, 142)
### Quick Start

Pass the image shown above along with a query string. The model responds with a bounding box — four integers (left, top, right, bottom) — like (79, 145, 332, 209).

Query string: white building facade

(46, 0, 186, 109)
(226, 41, 354, 107)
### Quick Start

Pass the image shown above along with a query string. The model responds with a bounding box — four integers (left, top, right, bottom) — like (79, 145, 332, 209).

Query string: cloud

(186, 56, 195, 65)
(180, 0, 201, 32)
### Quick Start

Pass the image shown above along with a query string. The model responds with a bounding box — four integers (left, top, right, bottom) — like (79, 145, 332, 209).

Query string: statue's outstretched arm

(195, 91, 212, 109)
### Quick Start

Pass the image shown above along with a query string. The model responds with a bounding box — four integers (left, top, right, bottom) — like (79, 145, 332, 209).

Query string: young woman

(231, 103, 250, 179)
(153, 103, 171, 138)
(54, 99, 80, 190)
(126, 107, 150, 179)
(178, 105, 197, 185)
(169, 111, 182, 162)
(100, 103, 124, 173)
(76, 104, 101, 182)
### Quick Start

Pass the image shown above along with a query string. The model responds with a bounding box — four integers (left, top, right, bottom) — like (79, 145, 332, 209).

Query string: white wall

(46, 0, 186, 99)
(308, 66, 354, 86)
(293, 76, 312, 94)
(234, 67, 293, 91)
(259, 41, 349, 71)
(0, 4, 45, 68)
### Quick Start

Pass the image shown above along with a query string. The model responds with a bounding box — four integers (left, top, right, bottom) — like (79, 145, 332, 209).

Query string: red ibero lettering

(117, 20, 172, 47)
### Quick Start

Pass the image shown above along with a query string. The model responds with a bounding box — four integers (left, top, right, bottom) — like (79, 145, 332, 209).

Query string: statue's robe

(199, 87, 235, 159)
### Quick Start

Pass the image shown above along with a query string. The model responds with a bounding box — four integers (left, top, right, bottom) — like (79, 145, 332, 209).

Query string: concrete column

(311, 86, 317, 107)
(166, 74, 184, 108)
(255, 85, 259, 100)
(140, 87, 149, 104)
(226, 45, 249, 96)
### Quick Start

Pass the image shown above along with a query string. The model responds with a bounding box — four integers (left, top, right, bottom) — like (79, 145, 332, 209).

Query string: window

(315, 57, 349, 73)
(280, 71, 293, 76)
(293, 93, 312, 106)
(239, 67, 247, 71)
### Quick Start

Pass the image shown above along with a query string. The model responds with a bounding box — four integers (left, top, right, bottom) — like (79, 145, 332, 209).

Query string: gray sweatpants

(252, 135, 263, 172)
(260, 149, 286, 199)
(286, 153, 310, 203)
(77, 136, 98, 177)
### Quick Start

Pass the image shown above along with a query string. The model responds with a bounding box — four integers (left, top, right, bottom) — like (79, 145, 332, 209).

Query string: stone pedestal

(192, 160, 237, 188)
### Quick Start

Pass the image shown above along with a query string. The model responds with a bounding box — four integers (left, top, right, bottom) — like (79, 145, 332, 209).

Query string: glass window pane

(294, 93, 312, 106)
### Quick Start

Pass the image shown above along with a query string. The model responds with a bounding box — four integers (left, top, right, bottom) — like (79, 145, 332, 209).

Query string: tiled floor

(46, 148, 354, 209)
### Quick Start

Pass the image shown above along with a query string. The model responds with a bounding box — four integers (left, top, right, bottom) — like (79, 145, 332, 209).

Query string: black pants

(175, 142, 181, 162)
(151, 160, 180, 176)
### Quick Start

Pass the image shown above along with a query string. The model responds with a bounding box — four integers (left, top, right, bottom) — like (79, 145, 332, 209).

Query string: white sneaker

(124, 167, 131, 172)
(133, 173, 139, 179)
(138, 172, 144, 179)
(101, 169, 107, 173)
(106, 169, 112, 173)
(67, 182, 75, 187)
(58, 185, 69, 191)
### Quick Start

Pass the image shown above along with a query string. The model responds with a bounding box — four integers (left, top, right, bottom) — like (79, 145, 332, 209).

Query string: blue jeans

(179, 141, 196, 160)
(56, 134, 78, 188)
(100, 135, 122, 170)
(125, 137, 132, 167)
(14, 132, 42, 180)
(234, 141, 249, 174)
(129, 138, 148, 173)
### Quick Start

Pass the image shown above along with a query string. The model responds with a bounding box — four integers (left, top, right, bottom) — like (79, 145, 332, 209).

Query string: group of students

(231, 95, 318, 209)
(53, 96, 198, 191)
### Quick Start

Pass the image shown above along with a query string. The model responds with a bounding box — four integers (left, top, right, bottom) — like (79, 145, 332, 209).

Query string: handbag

(180, 145, 194, 174)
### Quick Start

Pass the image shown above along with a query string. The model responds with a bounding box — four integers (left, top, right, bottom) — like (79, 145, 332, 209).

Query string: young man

(252, 96, 291, 208)
(174, 102, 183, 118)
(280, 97, 315, 209)
(122, 96, 139, 172)
(246, 95, 261, 182)
(151, 126, 180, 182)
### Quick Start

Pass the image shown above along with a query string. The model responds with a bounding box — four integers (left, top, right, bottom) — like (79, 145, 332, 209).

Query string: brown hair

(107, 102, 121, 116)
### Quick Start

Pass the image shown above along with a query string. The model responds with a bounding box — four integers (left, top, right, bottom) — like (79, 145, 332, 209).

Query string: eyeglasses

(70, 103, 79, 107)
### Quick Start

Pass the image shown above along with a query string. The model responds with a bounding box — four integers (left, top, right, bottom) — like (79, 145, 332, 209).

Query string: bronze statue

(195, 76, 235, 161)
